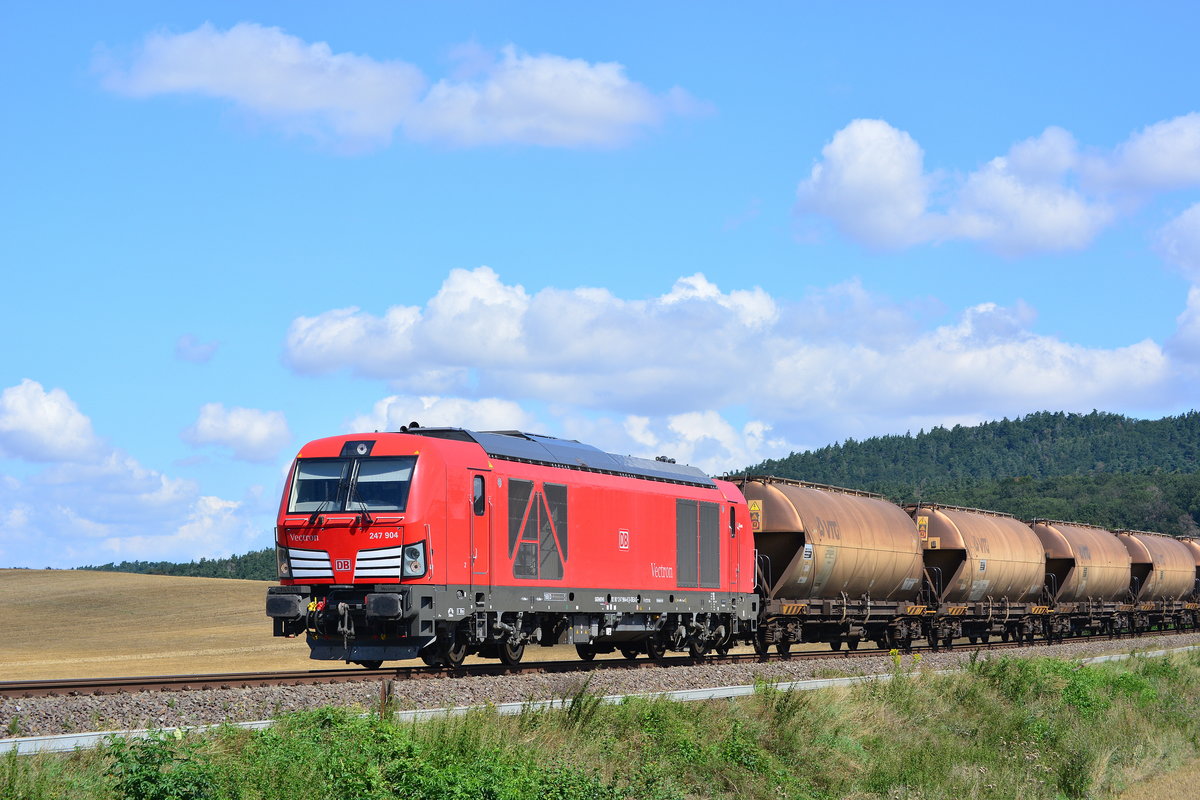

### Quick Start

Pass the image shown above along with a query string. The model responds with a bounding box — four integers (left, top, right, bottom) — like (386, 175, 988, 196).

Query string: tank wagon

(736, 476, 924, 652)
(266, 429, 1199, 666)
(265, 427, 757, 667)
(907, 504, 1047, 646)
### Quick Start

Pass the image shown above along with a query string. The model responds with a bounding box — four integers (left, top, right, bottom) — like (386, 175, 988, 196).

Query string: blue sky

(4, 3, 1200, 568)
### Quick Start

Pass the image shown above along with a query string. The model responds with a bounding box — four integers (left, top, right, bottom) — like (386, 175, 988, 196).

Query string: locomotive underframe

(267, 583, 760, 665)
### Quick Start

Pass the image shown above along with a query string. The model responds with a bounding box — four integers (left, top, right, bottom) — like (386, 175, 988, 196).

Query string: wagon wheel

(776, 642, 792, 659)
(619, 646, 641, 661)
(846, 638, 859, 651)
(688, 638, 709, 659)
(829, 640, 842, 651)
(356, 660, 383, 670)
(753, 631, 770, 657)
(499, 639, 525, 666)
(645, 635, 666, 662)
(575, 644, 597, 661)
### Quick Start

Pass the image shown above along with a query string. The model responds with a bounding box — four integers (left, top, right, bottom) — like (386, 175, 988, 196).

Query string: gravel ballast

(5, 633, 1200, 740)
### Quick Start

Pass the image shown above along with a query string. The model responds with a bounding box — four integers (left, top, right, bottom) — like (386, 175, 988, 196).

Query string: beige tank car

(1027, 521, 1131, 602)
(907, 504, 1045, 603)
(741, 477, 923, 601)
(1116, 531, 1195, 601)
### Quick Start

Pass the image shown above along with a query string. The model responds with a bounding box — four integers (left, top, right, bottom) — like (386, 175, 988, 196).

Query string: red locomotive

(267, 428, 1200, 667)
(265, 426, 758, 667)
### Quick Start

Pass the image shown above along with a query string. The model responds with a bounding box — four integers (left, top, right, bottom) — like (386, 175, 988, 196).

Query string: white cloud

(0, 383, 268, 568)
(288, 268, 1179, 454)
(1157, 203, 1200, 282)
(349, 396, 539, 434)
(0, 379, 105, 462)
(795, 119, 934, 248)
(1085, 112, 1200, 192)
(98, 23, 696, 149)
(182, 403, 291, 462)
(1167, 286, 1200, 366)
(797, 115, 1200, 254)
(175, 334, 219, 363)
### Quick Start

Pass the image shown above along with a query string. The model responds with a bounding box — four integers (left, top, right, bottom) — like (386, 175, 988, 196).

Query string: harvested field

(1, 569, 317, 680)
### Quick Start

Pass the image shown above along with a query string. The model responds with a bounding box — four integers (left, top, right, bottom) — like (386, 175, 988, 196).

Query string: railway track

(1, 627, 1183, 699)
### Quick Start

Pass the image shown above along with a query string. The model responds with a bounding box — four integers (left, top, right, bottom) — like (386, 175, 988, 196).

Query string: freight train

(265, 427, 1200, 667)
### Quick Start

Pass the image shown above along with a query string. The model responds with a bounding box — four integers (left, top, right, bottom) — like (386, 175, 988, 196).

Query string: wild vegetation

(6, 649, 1200, 799)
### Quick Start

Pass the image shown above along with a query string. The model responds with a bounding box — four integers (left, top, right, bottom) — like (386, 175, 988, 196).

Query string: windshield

(288, 456, 417, 513)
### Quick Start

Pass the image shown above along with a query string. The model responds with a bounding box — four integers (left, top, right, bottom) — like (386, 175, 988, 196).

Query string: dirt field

(0, 569, 321, 680)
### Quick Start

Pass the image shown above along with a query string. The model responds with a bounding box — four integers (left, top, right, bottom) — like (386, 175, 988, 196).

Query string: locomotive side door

(469, 472, 491, 590)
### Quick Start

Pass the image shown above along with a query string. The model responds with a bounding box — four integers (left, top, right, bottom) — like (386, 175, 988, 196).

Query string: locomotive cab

(266, 434, 447, 668)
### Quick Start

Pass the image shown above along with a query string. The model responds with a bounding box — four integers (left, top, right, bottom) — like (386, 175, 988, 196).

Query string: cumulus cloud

(349, 395, 539, 434)
(182, 402, 291, 462)
(1084, 112, 1200, 192)
(0, 382, 266, 568)
(796, 119, 934, 248)
(1157, 203, 1200, 282)
(98, 23, 698, 149)
(797, 115, 1200, 254)
(288, 268, 1178, 453)
(286, 268, 773, 413)
(175, 334, 219, 363)
(0, 379, 105, 462)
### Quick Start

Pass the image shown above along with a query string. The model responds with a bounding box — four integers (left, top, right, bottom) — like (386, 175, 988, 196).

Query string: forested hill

(741, 410, 1200, 537)
(76, 548, 275, 581)
(745, 411, 1200, 491)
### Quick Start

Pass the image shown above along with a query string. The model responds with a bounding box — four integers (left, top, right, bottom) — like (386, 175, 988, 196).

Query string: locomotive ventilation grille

(354, 545, 405, 580)
(286, 548, 333, 580)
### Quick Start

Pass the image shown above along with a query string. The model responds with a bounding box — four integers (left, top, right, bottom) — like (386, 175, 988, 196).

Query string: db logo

(617, 530, 630, 551)
(334, 559, 351, 571)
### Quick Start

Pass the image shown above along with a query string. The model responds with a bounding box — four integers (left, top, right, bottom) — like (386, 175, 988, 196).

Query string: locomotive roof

(404, 427, 717, 488)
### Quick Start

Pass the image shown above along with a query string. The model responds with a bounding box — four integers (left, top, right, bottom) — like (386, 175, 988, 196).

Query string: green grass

(5, 650, 1200, 799)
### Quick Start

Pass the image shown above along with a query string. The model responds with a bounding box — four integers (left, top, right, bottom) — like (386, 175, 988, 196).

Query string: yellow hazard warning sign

(748, 499, 762, 531)
(917, 515, 929, 540)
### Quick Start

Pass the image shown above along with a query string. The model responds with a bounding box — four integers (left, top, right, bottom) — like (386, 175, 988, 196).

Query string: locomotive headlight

(402, 542, 426, 578)
(276, 545, 291, 578)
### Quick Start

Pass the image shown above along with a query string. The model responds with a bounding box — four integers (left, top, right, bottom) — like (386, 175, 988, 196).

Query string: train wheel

(968, 636, 978, 645)
(420, 649, 444, 668)
(620, 647, 640, 661)
(776, 642, 792, 659)
(830, 640, 842, 651)
(847, 638, 859, 651)
(645, 636, 666, 662)
(688, 639, 709, 659)
(442, 639, 468, 668)
(499, 640, 525, 666)
(356, 660, 383, 670)
(575, 644, 597, 661)
(753, 630, 770, 657)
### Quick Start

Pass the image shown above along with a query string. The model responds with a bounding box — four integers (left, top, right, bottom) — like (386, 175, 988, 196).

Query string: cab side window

(473, 475, 486, 516)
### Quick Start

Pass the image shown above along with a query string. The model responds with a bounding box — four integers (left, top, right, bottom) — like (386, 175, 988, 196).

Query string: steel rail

(0, 626, 1189, 699)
